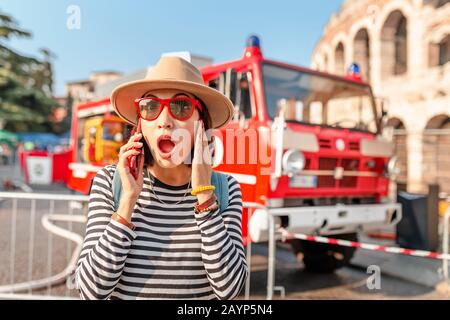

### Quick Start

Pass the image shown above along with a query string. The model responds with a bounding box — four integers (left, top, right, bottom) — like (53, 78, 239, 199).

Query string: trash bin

(25, 155, 52, 185)
(396, 190, 439, 251)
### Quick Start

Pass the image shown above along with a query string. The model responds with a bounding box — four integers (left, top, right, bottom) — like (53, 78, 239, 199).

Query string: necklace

(145, 168, 191, 206)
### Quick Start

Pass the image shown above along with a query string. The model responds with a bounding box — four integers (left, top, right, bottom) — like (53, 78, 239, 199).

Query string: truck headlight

(387, 156, 399, 176)
(282, 149, 305, 176)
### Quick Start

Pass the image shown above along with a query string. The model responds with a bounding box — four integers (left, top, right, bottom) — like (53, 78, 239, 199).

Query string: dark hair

(134, 96, 212, 167)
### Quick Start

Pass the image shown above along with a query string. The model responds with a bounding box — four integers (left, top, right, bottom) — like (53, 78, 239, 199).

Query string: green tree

(0, 9, 59, 133)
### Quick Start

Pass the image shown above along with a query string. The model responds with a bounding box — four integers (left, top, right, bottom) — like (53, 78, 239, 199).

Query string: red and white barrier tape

(279, 228, 450, 261)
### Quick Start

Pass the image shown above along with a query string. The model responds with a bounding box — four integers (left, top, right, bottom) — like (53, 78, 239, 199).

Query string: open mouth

(157, 135, 176, 157)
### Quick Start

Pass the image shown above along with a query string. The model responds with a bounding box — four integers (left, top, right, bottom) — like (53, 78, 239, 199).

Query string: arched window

(353, 28, 371, 82)
(429, 34, 450, 67)
(381, 10, 408, 78)
(423, 115, 450, 194)
(334, 42, 345, 75)
(439, 34, 450, 66)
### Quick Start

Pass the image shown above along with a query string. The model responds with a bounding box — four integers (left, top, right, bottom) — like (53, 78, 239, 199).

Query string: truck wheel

(290, 233, 358, 273)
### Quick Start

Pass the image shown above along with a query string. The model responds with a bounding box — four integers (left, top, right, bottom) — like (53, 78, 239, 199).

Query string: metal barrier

(0, 192, 88, 299)
(241, 202, 266, 300)
(264, 201, 450, 300)
(4, 192, 447, 300)
(0, 193, 258, 300)
(266, 206, 287, 300)
(240, 201, 290, 299)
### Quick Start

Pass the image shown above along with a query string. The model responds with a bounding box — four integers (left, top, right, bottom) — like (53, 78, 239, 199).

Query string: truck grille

(318, 158, 337, 188)
(317, 157, 359, 188)
(349, 141, 360, 151)
(341, 159, 359, 188)
(284, 196, 376, 207)
(319, 138, 332, 149)
(318, 138, 360, 151)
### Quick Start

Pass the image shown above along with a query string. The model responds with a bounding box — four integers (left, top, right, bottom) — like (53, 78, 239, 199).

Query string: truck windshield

(262, 62, 378, 133)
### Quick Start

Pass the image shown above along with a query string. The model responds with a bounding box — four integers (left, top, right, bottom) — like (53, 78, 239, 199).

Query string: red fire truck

(68, 36, 401, 272)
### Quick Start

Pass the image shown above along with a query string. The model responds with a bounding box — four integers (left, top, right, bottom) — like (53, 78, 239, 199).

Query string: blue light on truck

(247, 35, 261, 48)
(347, 63, 361, 76)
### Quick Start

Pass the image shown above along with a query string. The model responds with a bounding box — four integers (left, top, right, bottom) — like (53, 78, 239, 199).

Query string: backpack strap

(111, 166, 122, 212)
(111, 167, 229, 214)
(211, 171, 229, 214)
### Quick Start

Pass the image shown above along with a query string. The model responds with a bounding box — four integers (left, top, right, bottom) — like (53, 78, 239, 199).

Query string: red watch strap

(112, 212, 135, 230)
(196, 202, 219, 214)
(195, 193, 217, 212)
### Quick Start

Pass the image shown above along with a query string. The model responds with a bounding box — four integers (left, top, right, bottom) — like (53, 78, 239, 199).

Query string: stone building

(65, 71, 122, 104)
(312, 0, 450, 195)
(66, 53, 213, 102)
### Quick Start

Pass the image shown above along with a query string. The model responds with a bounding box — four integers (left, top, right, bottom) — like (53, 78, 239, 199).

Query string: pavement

(350, 232, 449, 291)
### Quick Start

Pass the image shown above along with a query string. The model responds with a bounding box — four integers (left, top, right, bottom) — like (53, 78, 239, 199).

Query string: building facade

(65, 71, 122, 104)
(312, 0, 450, 195)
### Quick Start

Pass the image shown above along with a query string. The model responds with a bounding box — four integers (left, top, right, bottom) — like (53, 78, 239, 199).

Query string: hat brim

(110, 79, 235, 129)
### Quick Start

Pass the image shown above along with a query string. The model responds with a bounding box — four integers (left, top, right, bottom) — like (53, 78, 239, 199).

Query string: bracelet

(191, 185, 215, 196)
(195, 202, 220, 214)
(112, 212, 135, 231)
(195, 193, 217, 212)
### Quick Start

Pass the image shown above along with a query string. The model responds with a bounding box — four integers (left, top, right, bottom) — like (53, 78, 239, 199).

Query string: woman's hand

(117, 132, 145, 202)
(192, 121, 215, 204)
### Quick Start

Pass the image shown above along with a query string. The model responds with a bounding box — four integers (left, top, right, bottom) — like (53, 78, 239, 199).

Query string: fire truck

(68, 36, 401, 273)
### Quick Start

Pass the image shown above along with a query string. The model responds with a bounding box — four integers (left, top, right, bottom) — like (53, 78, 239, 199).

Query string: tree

(0, 9, 59, 133)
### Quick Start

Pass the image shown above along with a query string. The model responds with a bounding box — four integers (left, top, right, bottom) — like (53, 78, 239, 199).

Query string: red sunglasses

(134, 97, 203, 121)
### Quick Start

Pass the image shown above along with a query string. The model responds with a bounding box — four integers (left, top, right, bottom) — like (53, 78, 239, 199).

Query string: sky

(1, 0, 343, 96)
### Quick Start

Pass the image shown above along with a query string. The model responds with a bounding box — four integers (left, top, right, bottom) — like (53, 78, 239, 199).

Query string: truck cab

(201, 36, 401, 272)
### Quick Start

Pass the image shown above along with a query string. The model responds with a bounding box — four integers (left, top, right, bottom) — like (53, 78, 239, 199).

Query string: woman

(75, 56, 248, 300)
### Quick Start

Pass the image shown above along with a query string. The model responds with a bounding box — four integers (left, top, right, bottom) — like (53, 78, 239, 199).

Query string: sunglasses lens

(139, 99, 160, 119)
(169, 99, 193, 119)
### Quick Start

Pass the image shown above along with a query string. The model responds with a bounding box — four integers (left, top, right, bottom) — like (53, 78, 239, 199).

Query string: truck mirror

(218, 72, 226, 95)
(226, 68, 238, 104)
(374, 96, 389, 134)
(375, 97, 388, 119)
(219, 68, 238, 104)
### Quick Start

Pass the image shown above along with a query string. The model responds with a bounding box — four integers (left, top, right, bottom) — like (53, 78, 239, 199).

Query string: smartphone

(128, 119, 142, 180)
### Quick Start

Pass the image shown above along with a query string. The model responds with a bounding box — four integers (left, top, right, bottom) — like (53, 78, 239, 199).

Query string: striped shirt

(75, 164, 248, 300)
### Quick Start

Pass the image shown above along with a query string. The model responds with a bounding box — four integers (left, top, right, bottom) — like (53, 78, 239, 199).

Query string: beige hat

(110, 56, 235, 129)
